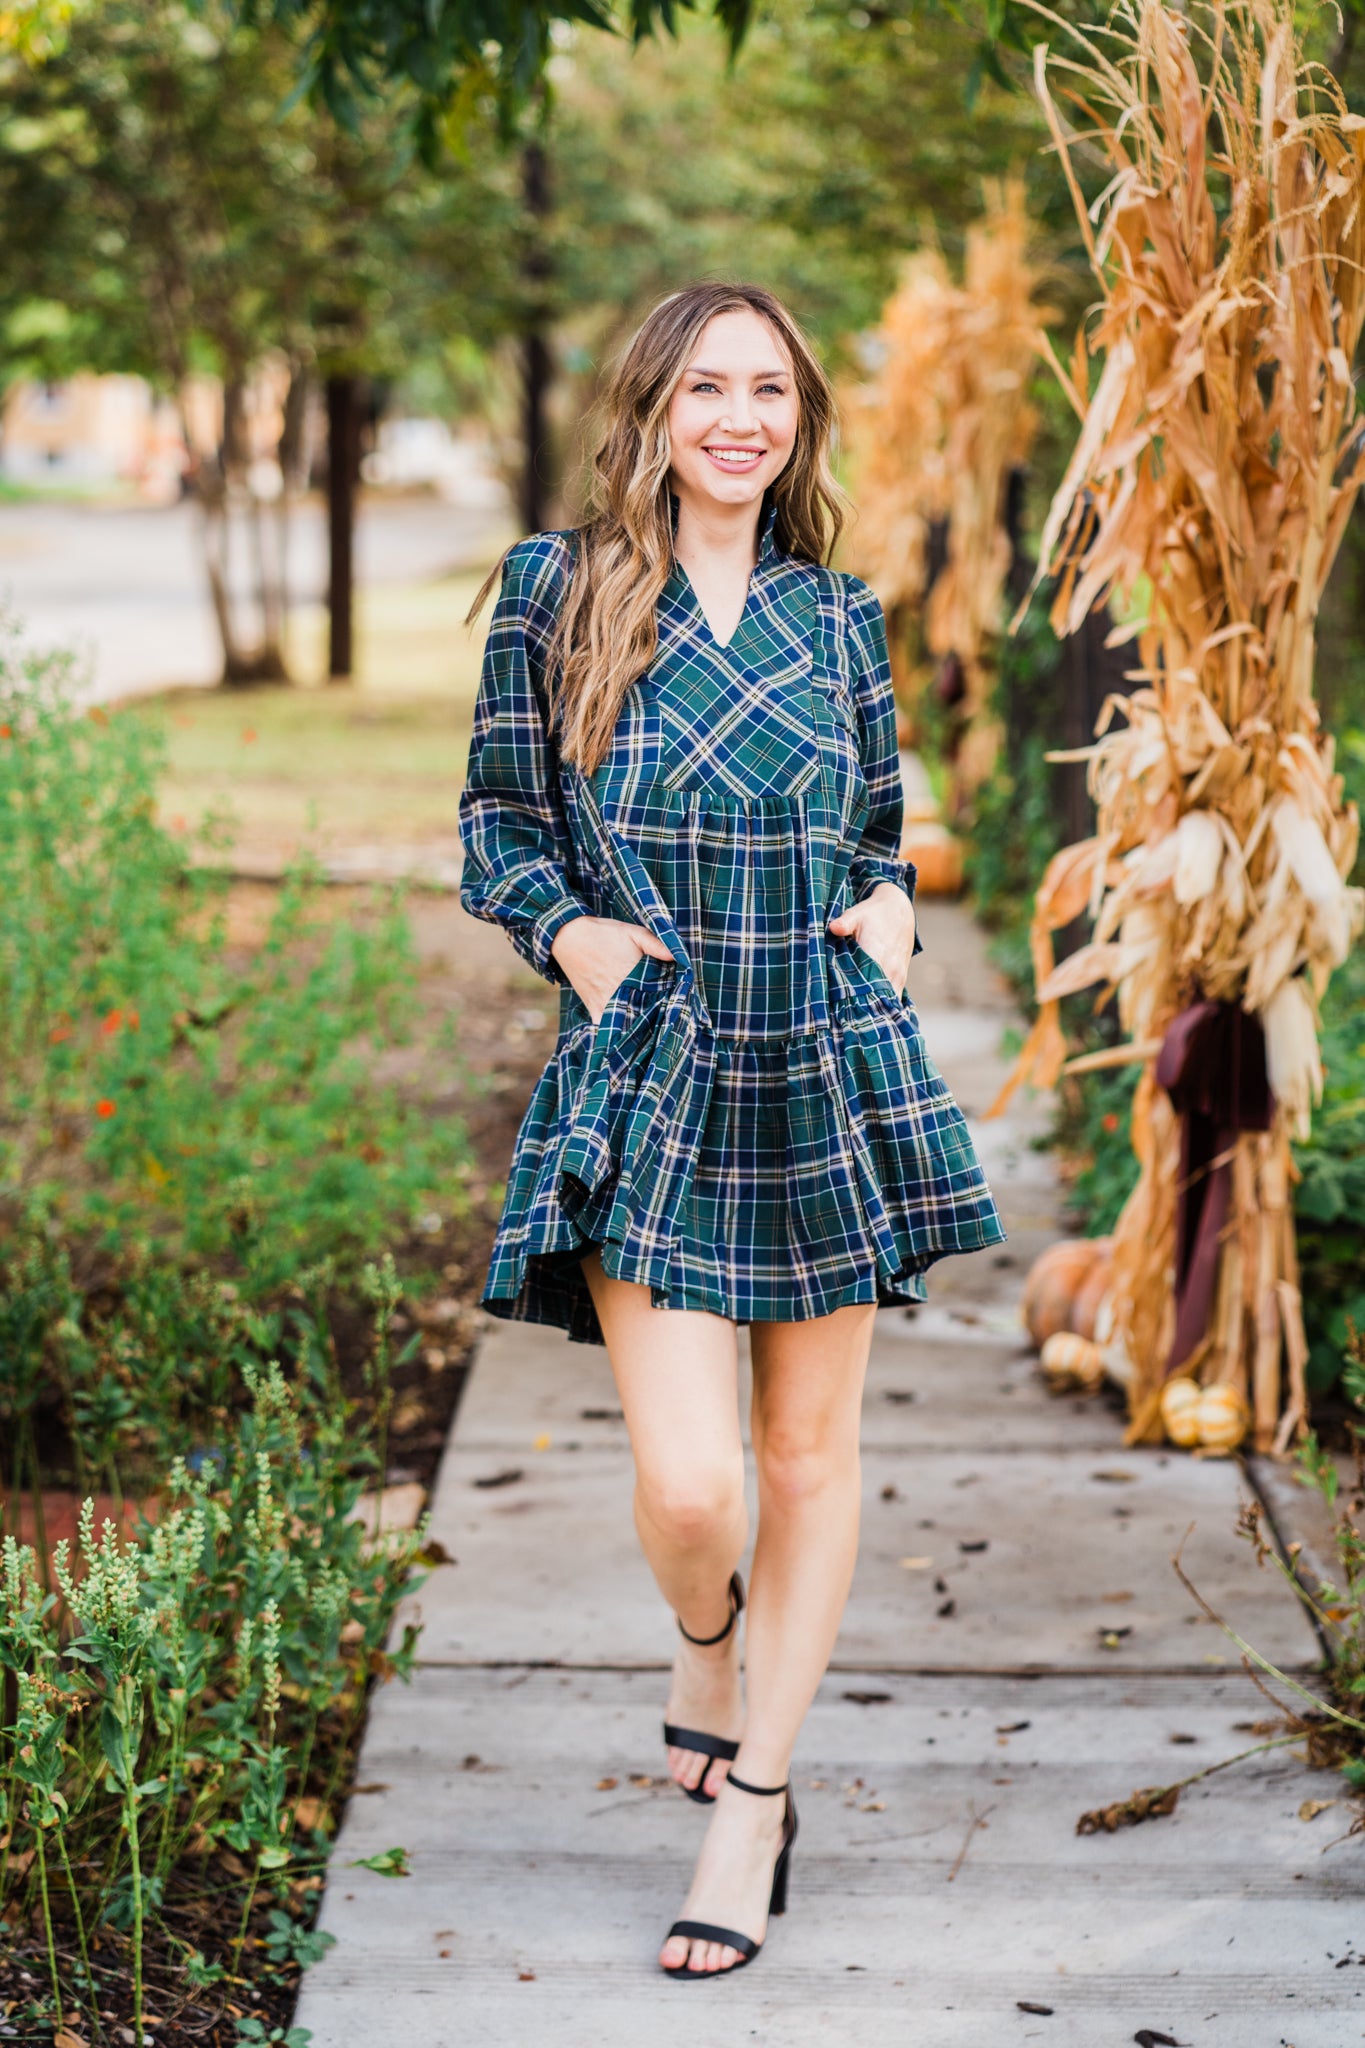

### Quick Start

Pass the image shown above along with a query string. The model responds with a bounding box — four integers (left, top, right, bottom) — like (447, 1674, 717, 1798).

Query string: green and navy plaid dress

(459, 504, 1005, 1345)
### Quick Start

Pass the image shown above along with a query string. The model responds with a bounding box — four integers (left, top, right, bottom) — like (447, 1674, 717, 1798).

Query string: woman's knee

(636, 1452, 746, 1547)
(755, 1423, 858, 1507)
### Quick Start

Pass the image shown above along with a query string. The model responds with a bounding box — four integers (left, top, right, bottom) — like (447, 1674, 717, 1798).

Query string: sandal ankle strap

(677, 1569, 745, 1647)
(726, 1770, 789, 1797)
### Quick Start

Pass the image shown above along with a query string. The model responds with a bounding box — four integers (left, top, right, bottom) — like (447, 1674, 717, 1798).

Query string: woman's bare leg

(660, 1298, 877, 1975)
(580, 1251, 748, 1800)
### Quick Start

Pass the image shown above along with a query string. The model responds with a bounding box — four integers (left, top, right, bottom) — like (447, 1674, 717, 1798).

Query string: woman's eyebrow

(685, 365, 790, 380)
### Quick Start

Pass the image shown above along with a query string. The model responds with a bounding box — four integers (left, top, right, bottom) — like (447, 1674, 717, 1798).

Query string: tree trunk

(183, 375, 290, 686)
(520, 135, 553, 535)
(327, 373, 361, 682)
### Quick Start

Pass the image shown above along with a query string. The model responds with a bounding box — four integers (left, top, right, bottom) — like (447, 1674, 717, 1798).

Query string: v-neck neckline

(676, 560, 755, 652)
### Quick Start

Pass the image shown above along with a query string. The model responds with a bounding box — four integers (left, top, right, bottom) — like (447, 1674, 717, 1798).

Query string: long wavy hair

(469, 282, 848, 774)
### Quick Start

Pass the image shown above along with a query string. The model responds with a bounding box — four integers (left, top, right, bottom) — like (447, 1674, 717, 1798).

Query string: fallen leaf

(595, 1777, 618, 1791)
(1134, 2032, 1183, 2047)
(473, 1468, 524, 1490)
(1168, 1733, 1197, 1745)
(415, 1539, 455, 1566)
(1102, 1590, 1135, 1602)
(880, 1483, 900, 1501)
(55, 2030, 90, 2048)
(859, 1800, 886, 1812)
(1077, 1784, 1180, 1833)
(348, 1845, 410, 1877)
(959, 1539, 989, 1553)
(898, 1556, 934, 1570)
(937, 1598, 957, 1617)
(1298, 1797, 1336, 1822)
(884, 1389, 916, 1404)
(532, 1433, 552, 1451)
(1017, 2001, 1054, 2015)
(1091, 1469, 1137, 1483)
(518, 1970, 536, 1982)
(843, 1690, 892, 1705)
(996, 1721, 1031, 1734)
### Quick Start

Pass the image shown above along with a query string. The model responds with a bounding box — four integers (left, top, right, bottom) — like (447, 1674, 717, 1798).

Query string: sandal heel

(661, 1772, 798, 1978)
(768, 1839, 792, 1917)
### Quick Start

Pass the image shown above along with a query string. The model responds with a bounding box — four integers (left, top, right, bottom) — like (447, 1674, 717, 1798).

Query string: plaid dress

(459, 504, 1005, 1344)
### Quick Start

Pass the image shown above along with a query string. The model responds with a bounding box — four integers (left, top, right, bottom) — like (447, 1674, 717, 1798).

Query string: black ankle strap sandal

(662, 1569, 745, 1806)
(662, 1771, 799, 1979)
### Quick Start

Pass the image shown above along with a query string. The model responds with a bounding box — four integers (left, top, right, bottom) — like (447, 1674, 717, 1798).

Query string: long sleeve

(459, 534, 590, 985)
(844, 575, 922, 957)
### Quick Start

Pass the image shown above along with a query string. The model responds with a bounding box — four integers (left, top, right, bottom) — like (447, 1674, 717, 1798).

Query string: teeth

(707, 449, 761, 463)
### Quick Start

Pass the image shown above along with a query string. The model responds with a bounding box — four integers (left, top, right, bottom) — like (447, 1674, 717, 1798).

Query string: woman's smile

(703, 445, 766, 471)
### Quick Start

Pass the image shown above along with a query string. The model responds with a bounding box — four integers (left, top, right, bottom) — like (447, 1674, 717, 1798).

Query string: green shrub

(1295, 941, 1365, 1395)
(1, 1335, 427, 2039)
(0, 627, 472, 1492)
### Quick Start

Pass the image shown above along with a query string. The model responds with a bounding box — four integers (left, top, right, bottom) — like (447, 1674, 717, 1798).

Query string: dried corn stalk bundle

(846, 183, 1049, 795)
(1001, 0, 1365, 1452)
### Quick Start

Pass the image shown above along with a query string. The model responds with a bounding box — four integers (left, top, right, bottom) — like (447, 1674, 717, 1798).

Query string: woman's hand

(827, 882, 917, 996)
(550, 915, 675, 1025)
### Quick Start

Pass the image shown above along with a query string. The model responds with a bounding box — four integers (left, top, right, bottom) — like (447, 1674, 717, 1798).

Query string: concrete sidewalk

(297, 902, 1359, 2047)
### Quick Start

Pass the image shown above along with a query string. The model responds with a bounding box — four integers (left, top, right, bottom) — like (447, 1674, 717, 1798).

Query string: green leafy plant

(0, 627, 470, 1503)
(1, 1356, 425, 2033)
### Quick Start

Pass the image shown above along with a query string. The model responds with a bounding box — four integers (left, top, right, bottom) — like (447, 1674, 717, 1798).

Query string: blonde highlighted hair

(469, 282, 848, 773)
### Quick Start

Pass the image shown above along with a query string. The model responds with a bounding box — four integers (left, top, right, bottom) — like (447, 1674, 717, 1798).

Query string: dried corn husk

(845, 183, 1052, 802)
(999, 0, 1365, 1452)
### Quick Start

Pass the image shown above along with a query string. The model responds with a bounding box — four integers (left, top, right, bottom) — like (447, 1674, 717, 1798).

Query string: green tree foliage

(235, 0, 754, 137)
(0, 0, 521, 674)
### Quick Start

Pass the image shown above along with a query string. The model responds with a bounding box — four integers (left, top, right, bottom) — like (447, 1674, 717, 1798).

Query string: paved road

(297, 901, 1355, 2047)
(0, 492, 505, 703)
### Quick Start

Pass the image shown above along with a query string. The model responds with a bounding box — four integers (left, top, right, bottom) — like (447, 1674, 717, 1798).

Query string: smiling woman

(459, 280, 1004, 1985)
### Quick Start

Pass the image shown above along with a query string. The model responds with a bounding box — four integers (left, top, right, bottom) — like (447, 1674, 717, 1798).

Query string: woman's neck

(671, 492, 764, 579)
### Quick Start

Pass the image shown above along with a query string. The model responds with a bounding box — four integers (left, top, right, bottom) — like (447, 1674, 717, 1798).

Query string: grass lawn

(143, 568, 500, 862)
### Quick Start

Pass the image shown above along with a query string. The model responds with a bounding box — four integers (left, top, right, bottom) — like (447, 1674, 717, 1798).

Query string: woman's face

(666, 309, 799, 520)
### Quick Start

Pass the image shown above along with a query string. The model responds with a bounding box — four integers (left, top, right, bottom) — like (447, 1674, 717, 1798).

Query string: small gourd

(1039, 1330, 1105, 1391)
(1196, 1382, 1250, 1454)
(1160, 1377, 1203, 1448)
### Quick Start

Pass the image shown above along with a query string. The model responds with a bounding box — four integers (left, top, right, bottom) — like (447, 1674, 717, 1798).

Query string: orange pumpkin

(1022, 1237, 1109, 1349)
(901, 823, 965, 897)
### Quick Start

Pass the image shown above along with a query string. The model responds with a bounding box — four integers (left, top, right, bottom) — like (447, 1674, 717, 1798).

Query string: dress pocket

(558, 954, 678, 1217)
(830, 931, 913, 1020)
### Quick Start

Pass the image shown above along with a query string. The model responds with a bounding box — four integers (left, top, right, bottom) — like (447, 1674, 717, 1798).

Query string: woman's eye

(691, 380, 720, 394)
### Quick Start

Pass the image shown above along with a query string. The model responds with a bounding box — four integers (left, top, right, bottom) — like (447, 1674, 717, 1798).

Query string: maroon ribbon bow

(1155, 1000, 1274, 1378)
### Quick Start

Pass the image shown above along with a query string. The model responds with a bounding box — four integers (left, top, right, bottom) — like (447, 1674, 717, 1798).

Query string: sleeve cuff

(524, 896, 591, 984)
(852, 860, 922, 958)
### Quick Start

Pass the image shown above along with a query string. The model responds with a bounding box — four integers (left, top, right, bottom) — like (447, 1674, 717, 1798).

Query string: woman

(459, 281, 1005, 1981)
